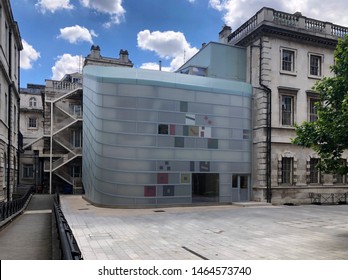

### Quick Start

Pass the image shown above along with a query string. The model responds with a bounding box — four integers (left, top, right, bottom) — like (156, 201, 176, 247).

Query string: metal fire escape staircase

(46, 87, 83, 188)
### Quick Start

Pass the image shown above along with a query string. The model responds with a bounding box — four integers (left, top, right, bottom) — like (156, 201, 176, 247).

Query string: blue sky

(12, 0, 348, 88)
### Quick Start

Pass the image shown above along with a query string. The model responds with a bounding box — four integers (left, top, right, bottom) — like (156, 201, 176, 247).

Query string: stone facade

(19, 84, 45, 190)
(223, 7, 348, 203)
(0, 0, 22, 202)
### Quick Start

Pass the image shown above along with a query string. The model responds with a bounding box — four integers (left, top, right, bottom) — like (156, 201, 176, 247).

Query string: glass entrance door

(232, 174, 250, 202)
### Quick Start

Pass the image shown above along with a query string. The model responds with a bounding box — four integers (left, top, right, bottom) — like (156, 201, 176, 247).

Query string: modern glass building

(83, 66, 252, 207)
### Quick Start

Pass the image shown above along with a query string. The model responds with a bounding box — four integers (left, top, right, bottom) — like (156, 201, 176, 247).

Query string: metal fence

(309, 192, 348, 205)
(52, 193, 83, 260)
(0, 187, 33, 223)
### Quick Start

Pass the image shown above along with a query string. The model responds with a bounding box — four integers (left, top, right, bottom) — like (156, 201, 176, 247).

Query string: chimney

(119, 49, 129, 63)
(219, 25, 232, 44)
(90, 45, 101, 58)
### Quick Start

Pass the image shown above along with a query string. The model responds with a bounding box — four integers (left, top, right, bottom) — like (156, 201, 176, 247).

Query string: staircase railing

(52, 193, 83, 260)
(0, 186, 34, 226)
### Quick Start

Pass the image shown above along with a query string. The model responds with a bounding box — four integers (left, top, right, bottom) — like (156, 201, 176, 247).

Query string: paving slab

(60, 195, 348, 260)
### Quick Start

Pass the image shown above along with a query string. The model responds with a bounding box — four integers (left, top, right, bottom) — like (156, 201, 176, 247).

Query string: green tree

(292, 35, 348, 174)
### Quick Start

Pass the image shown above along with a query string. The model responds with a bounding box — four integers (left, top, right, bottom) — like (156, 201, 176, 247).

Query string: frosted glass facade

(83, 66, 252, 207)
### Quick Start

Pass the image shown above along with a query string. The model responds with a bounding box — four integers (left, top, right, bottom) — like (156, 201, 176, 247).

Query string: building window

(22, 164, 34, 178)
(309, 158, 320, 184)
(309, 98, 319, 122)
(281, 95, 294, 126)
(71, 129, 82, 148)
(13, 105, 17, 132)
(3, 153, 7, 189)
(69, 104, 82, 116)
(309, 54, 322, 77)
(158, 124, 169, 135)
(28, 117, 37, 128)
(5, 93, 8, 124)
(281, 49, 295, 72)
(281, 157, 293, 184)
(29, 97, 37, 107)
(232, 174, 249, 188)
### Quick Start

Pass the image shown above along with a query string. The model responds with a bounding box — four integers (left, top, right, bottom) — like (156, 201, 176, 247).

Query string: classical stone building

(19, 84, 44, 190)
(84, 45, 134, 68)
(0, 0, 22, 202)
(221, 7, 348, 203)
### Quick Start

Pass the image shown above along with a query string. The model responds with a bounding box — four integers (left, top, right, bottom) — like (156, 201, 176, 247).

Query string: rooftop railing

(229, 7, 348, 44)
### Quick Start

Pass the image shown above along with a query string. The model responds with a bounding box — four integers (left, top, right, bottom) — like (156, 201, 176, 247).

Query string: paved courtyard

(60, 195, 348, 260)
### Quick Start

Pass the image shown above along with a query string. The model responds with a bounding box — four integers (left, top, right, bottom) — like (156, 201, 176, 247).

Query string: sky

(12, 0, 348, 88)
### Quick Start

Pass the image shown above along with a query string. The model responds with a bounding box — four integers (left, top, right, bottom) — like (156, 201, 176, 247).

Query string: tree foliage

(292, 35, 348, 174)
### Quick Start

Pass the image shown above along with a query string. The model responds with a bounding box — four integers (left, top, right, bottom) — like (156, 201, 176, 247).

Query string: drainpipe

(17, 38, 21, 188)
(259, 38, 272, 203)
(7, 29, 12, 201)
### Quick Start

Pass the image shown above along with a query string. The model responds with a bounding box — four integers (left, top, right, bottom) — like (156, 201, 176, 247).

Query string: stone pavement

(0, 194, 54, 260)
(60, 195, 348, 260)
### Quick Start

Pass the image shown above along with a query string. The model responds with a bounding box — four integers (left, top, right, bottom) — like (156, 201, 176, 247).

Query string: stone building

(0, 0, 22, 202)
(19, 84, 44, 190)
(220, 7, 348, 203)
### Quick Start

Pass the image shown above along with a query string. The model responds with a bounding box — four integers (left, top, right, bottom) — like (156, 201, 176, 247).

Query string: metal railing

(0, 187, 33, 223)
(309, 192, 348, 204)
(52, 193, 83, 260)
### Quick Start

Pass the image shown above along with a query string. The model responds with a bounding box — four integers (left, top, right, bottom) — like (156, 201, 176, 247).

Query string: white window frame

(281, 95, 295, 126)
(308, 53, 323, 78)
(29, 97, 37, 108)
(69, 104, 82, 117)
(28, 117, 37, 129)
(308, 97, 319, 122)
(280, 48, 297, 74)
(71, 129, 82, 148)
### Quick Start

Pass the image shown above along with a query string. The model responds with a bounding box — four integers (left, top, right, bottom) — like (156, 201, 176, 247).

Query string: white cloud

(52, 54, 84, 80)
(58, 25, 97, 44)
(209, 0, 348, 28)
(35, 0, 74, 13)
(140, 62, 172, 72)
(20, 40, 41, 70)
(79, 0, 125, 28)
(137, 30, 199, 71)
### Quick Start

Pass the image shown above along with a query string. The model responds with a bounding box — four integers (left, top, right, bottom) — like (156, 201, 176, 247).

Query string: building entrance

(192, 173, 219, 203)
(232, 174, 250, 202)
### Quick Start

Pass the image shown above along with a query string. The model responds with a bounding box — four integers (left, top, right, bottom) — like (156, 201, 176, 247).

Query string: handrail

(52, 193, 83, 260)
(0, 186, 34, 223)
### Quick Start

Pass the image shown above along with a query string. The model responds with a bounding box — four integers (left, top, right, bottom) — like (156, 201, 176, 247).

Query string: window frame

(308, 97, 319, 122)
(280, 48, 296, 74)
(281, 157, 294, 185)
(308, 53, 323, 78)
(71, 129, 82, 148)
(309, 158, 321, 184)
(28, 117, 37, 129)
(29, 97, 37, 108)
(281, 94, 294, 126)
(22, 164, 34, 179)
